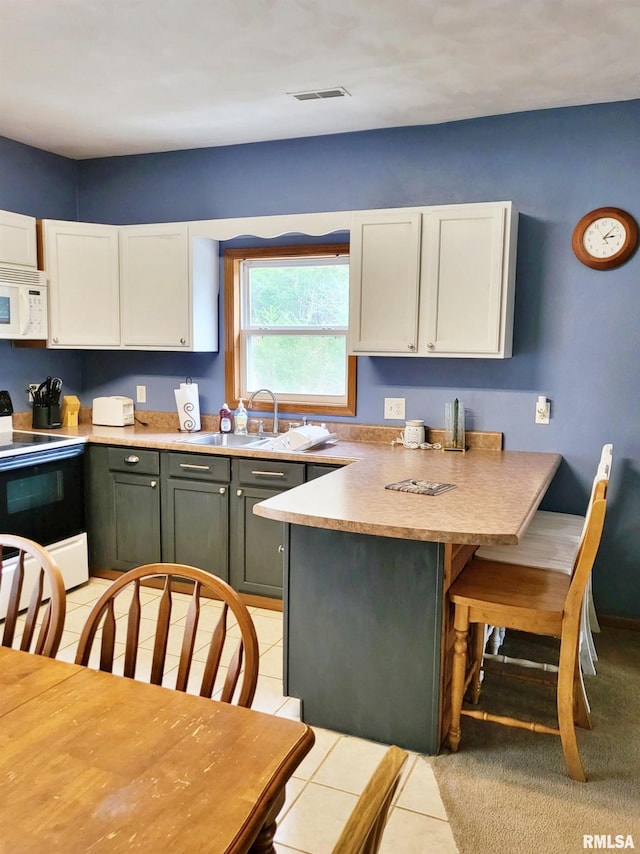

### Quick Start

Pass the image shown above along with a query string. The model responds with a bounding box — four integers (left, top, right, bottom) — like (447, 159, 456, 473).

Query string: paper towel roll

(174, 382, 201, 432)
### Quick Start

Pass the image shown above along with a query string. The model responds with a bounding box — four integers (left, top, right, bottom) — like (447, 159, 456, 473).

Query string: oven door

(0, 446, 85, 548)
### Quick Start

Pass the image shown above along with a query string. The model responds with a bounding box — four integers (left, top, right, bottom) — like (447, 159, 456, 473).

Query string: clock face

(572, 207, 639, 269)
(583, 217, 627, 259)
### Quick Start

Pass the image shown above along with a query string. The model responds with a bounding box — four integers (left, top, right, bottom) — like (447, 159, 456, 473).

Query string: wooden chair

(447, 491, 607, 782)
(75, 564, 259, 708)
(332, 745, 408, 854)
(477, 443, 612, 676)
(0, 534, 66, 657)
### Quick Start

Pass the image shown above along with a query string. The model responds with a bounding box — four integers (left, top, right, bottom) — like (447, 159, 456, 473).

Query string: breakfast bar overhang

(254, 447, 561, 754)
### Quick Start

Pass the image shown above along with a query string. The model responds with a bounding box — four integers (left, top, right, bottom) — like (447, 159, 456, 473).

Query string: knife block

(32, 403, 61, 429)
(61, 395, 81, 427)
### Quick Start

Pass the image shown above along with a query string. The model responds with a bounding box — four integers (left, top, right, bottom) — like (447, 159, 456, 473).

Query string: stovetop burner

(0, 431, 74, 452)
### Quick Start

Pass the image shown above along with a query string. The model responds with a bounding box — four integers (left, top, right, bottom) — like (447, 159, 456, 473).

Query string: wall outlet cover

(384, 397, 406, 420)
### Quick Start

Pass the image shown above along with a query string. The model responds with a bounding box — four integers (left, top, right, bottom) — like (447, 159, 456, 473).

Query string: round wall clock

(572, 207, 638, 270)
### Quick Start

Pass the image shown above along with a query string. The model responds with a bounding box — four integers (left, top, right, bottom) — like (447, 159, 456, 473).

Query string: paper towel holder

(175, 377, 201, 432)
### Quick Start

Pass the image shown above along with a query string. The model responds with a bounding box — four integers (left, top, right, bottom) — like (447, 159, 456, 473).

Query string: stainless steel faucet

(247, 388, 279, 435)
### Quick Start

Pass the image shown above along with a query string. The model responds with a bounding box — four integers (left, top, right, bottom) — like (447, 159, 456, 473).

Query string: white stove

(0, 399, 88, 595)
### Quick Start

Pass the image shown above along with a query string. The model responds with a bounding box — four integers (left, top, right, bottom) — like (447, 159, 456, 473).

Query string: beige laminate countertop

(254, 447, 561, 546)
(16, 419, 560, 547)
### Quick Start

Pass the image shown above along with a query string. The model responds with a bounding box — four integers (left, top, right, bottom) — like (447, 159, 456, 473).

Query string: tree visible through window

(224, 244, 356, 417)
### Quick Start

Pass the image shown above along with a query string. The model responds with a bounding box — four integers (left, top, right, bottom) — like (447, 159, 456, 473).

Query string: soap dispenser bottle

(234, 399, 248, 435)
(219, 402, 233, 434)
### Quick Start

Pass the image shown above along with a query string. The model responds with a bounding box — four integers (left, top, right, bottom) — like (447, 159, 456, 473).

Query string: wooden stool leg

(557, 637, 587, 782)
(448, 604, 470, 752)
(469, 623, 486, 704)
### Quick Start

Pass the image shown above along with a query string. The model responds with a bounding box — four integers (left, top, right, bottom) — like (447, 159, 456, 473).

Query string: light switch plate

(136, 385, 147, 404)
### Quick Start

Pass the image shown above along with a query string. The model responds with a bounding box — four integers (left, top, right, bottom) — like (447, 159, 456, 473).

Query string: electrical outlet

(535, 395, 550, 424)
(27, 383, 39, 403)
(384, 397, 406, 420)
(136, 385, 147, 404)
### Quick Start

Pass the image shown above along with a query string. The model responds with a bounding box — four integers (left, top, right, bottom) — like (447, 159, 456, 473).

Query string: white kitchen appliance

(92, 396, 135, 426)
(0, 268, 48, 340)
(0, 390, 89, 600)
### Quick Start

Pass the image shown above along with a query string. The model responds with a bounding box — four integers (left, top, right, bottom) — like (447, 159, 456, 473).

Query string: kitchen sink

(176, 433, 272, 448)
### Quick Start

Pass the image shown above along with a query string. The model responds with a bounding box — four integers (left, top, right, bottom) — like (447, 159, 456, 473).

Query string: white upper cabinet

(120, 225, 218, 351)
(349, 211, 422, 353)
(348, 201, 518, 358)
(120, 224, 190, 348)
(41, 220, 218, 351)
(43, 220, 121, 348)
(0, 209, 38, 268)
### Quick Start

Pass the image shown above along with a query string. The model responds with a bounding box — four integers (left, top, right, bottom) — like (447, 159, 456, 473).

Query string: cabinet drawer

(107, 447, 160, 475)
(306, 463, 340, 481)
(235, 459, 305, 488)
(166, 452, 230, 482)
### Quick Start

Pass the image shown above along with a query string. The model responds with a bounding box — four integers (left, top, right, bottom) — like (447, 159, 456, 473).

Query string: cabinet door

(162, 478, 229, 580)
(0, 209, 37, 268)
(112, 472, 161, 570)
(120, 224, 190, 348)
(419, 204, 512, 356)
(230, 484, 286, 599)
(43, 220, 120, 347)
(349, 210, 422, 354)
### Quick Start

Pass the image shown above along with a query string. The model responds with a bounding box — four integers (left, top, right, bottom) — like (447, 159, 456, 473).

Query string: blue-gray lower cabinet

(161, 452, 231, 581)
(230, 458, 305, 599)
(86, 444, 161, 571)
(284, 524, 445, 754)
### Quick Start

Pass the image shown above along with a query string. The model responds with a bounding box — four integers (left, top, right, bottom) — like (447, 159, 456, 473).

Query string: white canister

(404, 419, 425, 445)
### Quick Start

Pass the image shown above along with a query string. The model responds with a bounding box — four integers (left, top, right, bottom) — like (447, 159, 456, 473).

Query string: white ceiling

(1, 0, 639, 160)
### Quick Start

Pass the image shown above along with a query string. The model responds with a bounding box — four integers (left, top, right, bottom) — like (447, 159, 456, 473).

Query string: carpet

(430, 627, 640, 854)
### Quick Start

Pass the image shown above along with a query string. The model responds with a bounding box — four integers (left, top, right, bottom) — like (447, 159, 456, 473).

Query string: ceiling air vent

(290, 86, 350, 101)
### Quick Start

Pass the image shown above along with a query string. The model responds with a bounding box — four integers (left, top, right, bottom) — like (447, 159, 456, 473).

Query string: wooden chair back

(0, 534, 66, 657)
(565, 493, 607, 629)
(75, 564, 259, 708)
(332, 745, 408, 854)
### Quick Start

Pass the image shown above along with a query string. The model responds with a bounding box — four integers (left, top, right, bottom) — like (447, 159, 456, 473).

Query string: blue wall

(0, 136, 83, 404)
(1, 100, 638, 620)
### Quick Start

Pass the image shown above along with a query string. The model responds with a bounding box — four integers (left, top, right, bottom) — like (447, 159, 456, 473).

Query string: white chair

(476, 444, 612, 679)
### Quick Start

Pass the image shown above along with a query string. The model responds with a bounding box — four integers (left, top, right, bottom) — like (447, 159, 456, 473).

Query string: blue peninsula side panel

(284, 525, 444, 754)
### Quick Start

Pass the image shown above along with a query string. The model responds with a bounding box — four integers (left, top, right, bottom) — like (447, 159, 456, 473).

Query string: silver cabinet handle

(278, 544, 284, 554)
(408, 343, 416, 350)
(236, 488, 243, 497)
(180, 337, 186, 345)
(427, 342, 435, 350)
(125, 455, 140, 464)
(52, 336, 59, 344)
(251, 470, 286, 478)
(179, 463, 211, 471)
(219, 487, 226, 495)
(150, 480, 158, 488)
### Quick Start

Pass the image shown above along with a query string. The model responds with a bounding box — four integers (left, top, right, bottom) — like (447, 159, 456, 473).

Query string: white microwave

(0, 266, 48, 340)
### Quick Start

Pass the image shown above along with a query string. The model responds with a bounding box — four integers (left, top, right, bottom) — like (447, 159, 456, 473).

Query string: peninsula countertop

(254, 448, 561, 546)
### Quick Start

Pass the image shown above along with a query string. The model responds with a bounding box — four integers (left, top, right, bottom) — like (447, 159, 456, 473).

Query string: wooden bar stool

(447, 493, 607, 781)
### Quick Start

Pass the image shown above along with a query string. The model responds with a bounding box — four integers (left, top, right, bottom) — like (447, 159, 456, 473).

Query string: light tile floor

(58, 578, 458, 854)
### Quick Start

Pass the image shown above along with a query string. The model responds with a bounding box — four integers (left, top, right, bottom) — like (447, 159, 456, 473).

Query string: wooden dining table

(0, 647, 315, 852)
